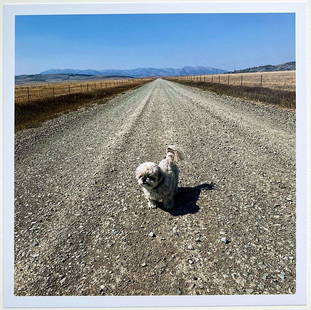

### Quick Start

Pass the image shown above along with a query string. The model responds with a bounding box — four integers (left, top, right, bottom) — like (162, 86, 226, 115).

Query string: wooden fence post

(260, 75, 263, 87)
(212, 76, 213, 83)
(241, 75, 243, 86)
(68, 85, 71, 94)
(228, 75, 230, 85)
(52, 87, 55, 98)
(27, 87, 30, 102)
(218, 75, 220, 83)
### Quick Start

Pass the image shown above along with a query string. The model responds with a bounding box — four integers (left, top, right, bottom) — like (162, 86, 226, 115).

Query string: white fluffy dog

(135, 145, 184, 209)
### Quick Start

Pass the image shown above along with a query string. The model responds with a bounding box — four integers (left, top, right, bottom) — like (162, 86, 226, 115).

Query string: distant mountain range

(40, 66, 227, 77)
(231, 61, 295, 73)
(15, 62, 295, 85)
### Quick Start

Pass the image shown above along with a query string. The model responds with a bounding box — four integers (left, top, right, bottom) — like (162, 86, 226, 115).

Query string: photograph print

(14, 11, 296, 297)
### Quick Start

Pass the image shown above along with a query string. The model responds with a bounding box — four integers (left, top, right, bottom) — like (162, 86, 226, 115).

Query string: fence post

(68, 85, 71, 94)
(218, 75, 220, 83)
(81, 84, 83, 93)
(27, 87, 30, 102)
(52, 87, 55, 98)
(260, 75, 263, 87)
(87, 84, 89, 92)
(241, 75, 243, 86)
(212, 76, 213, 83)
(228, 75, 230, 85)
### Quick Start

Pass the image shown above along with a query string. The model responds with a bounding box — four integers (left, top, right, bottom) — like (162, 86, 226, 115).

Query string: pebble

(141, 262, 147, 267)
(187, 244, 194, 250)
(221, 237, 230, 244)
(60, 277, 66, 285)
(176, 288, 182, 295)
(148, 232, 156, 237)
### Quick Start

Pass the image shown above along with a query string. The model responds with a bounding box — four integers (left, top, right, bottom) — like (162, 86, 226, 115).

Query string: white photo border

(3, 1, 308, 308)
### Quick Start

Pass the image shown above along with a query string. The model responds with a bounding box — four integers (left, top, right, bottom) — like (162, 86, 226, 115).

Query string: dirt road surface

(15, 79, 295, 296)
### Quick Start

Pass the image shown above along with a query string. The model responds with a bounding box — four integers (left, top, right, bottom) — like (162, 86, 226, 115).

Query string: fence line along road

(15, 78, 150, 104)
(169, 70, 295, 92)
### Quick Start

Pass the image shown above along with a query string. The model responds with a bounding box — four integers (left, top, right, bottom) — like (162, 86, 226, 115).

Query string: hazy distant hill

(232, 61, 295, 73)
(40, 66, 227, 78)
(15, 73, 132, 85)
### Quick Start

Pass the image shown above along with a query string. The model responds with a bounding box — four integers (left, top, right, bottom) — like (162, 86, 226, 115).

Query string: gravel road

(15, 79, 296, 296)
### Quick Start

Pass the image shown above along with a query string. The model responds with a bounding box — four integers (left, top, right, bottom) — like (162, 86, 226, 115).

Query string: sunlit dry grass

(15, 80, 151, 131)
(15, 78, 149, 104)
(176, 70, 295, 91)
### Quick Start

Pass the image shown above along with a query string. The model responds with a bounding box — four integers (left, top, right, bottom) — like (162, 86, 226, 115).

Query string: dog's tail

(166, 145, 185, 163)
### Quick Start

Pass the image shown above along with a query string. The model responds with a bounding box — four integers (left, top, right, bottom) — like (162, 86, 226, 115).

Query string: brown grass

(175, 70, 295, 91)
(170, 79, 295, 109)
(15, 80, 150, 131)
(15, 78, 149, 104)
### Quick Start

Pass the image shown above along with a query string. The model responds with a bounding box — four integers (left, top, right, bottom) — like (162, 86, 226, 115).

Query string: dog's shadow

(159, 183, 215, 216)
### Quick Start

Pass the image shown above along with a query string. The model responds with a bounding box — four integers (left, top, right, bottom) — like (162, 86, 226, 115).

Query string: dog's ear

(135, 165, 143, 179)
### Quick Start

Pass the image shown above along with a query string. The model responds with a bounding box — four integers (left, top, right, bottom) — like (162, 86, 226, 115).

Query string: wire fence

(172, 70, 295, 91)
(15, 78, 147, 104)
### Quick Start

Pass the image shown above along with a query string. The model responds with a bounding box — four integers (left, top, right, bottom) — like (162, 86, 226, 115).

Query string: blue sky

(15, 13, 295, 75)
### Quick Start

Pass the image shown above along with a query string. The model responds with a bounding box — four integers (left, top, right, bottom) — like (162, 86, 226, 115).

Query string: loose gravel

(15, 79, 295, 296)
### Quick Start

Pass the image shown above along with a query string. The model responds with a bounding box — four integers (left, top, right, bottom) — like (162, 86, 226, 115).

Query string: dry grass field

(15, 78, 152, 130)
(176, 70, 295, 91)
(15, 78, 148, 104)
(168, 70, 296, 109)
